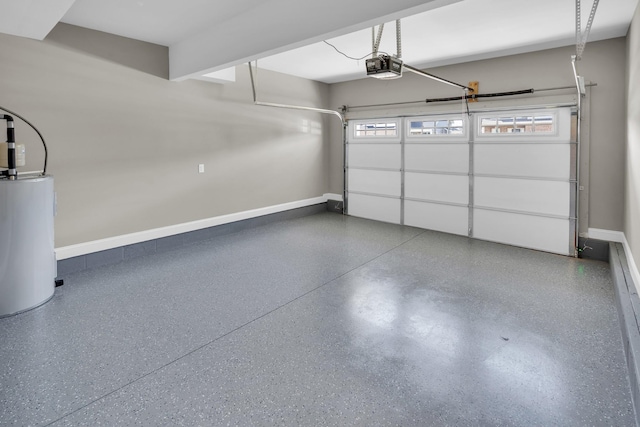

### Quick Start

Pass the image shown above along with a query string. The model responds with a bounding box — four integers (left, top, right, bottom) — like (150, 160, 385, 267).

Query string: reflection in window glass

(515, 116, 533, 133)
(534, 116, 554, 133)
(409, 117, 465, 138)
(480, 118, 497, 134)
(496, 117, 514, 133)
(354, 121, 398, 137)
(480, 115, 555, 135)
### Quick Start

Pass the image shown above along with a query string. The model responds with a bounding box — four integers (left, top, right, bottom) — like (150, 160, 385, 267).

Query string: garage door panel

(474, 209, 571, 255)
(348, 144, 401, 170)
(405, 173, 468, 205)
(348, 193, 401, 224)
(475, 144, 570, 180)
(405, 144, 469, 173)
(348, 169, 401, 197)
(405, 200, 468, 236)
(475, 177, 570, 217)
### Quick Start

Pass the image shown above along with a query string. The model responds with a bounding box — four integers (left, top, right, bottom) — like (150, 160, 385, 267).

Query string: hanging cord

(323, 22, 392, 61)
(395, 20, 402, 59)
(322, 41, 389, 61)
(575, 0, 599, 60)
(0, 105, 48, 175)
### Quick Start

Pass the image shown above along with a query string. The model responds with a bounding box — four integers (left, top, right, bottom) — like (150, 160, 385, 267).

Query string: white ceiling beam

(196, 68, 237, 85)
(0, 0, 77, 40)
(169, 0, 462, 81)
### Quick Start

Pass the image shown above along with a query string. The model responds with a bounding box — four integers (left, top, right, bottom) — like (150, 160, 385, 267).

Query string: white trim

(587, 228, 625, 243)
(588, 228, 640, 294)
(56, 196, 328, 260)
(475, 108, 570, 142)
(348, 118, 402, 143)
(405, 114, 469, 142)
(622, 235, 640, 295)
(323, 193, 343, 202)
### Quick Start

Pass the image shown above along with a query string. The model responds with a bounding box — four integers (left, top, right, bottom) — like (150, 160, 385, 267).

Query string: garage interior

(2, 0, 640, 425)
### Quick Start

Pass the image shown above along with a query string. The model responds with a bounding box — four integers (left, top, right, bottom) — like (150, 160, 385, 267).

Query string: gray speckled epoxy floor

(0, 212, 635, 426)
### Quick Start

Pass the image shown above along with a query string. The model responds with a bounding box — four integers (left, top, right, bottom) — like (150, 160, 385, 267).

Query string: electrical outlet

(198, 164, 205, 173)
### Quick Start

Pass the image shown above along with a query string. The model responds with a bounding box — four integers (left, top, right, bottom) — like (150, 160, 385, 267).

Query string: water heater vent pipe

(0, 106, 48, 176)
(1, 115, 17, 180)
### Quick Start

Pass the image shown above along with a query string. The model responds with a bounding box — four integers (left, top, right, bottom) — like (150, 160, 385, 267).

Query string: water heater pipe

(1, 114, 17, 180)
(0, 106, 49, 176)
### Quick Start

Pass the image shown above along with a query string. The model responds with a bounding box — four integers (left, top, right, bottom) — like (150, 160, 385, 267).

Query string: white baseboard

(323, 193, 343, 201)
(56, 195, 329, 260)
(589, 228, 640, 294)
(587, 228, 626, 243)
(623, 236, 640, 295)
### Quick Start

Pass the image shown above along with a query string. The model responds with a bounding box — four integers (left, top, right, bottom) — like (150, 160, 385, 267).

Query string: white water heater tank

(0, 176, 56, 317)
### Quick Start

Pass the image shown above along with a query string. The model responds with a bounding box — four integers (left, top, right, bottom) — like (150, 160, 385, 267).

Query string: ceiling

(258, 0, 639, 84)
(0, 0, 637, 84)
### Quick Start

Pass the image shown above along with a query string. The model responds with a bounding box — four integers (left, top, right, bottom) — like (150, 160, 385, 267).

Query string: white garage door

(404, 115, 470, 236)
(346, 108, 577, 256)
(346, 119, 402, 224)
(472, 109, 575, 255)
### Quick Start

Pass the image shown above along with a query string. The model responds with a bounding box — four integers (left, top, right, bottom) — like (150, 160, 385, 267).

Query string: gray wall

(328, 38, 627, 234)
(627, 6, 640, 275)
(0, 23, 331, 247)
(1, 22, 630, 253)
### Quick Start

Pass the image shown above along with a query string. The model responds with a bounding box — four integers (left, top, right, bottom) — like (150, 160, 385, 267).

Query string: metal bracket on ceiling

(371, 20, 402, 60)
(575, 0, 600, 60)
